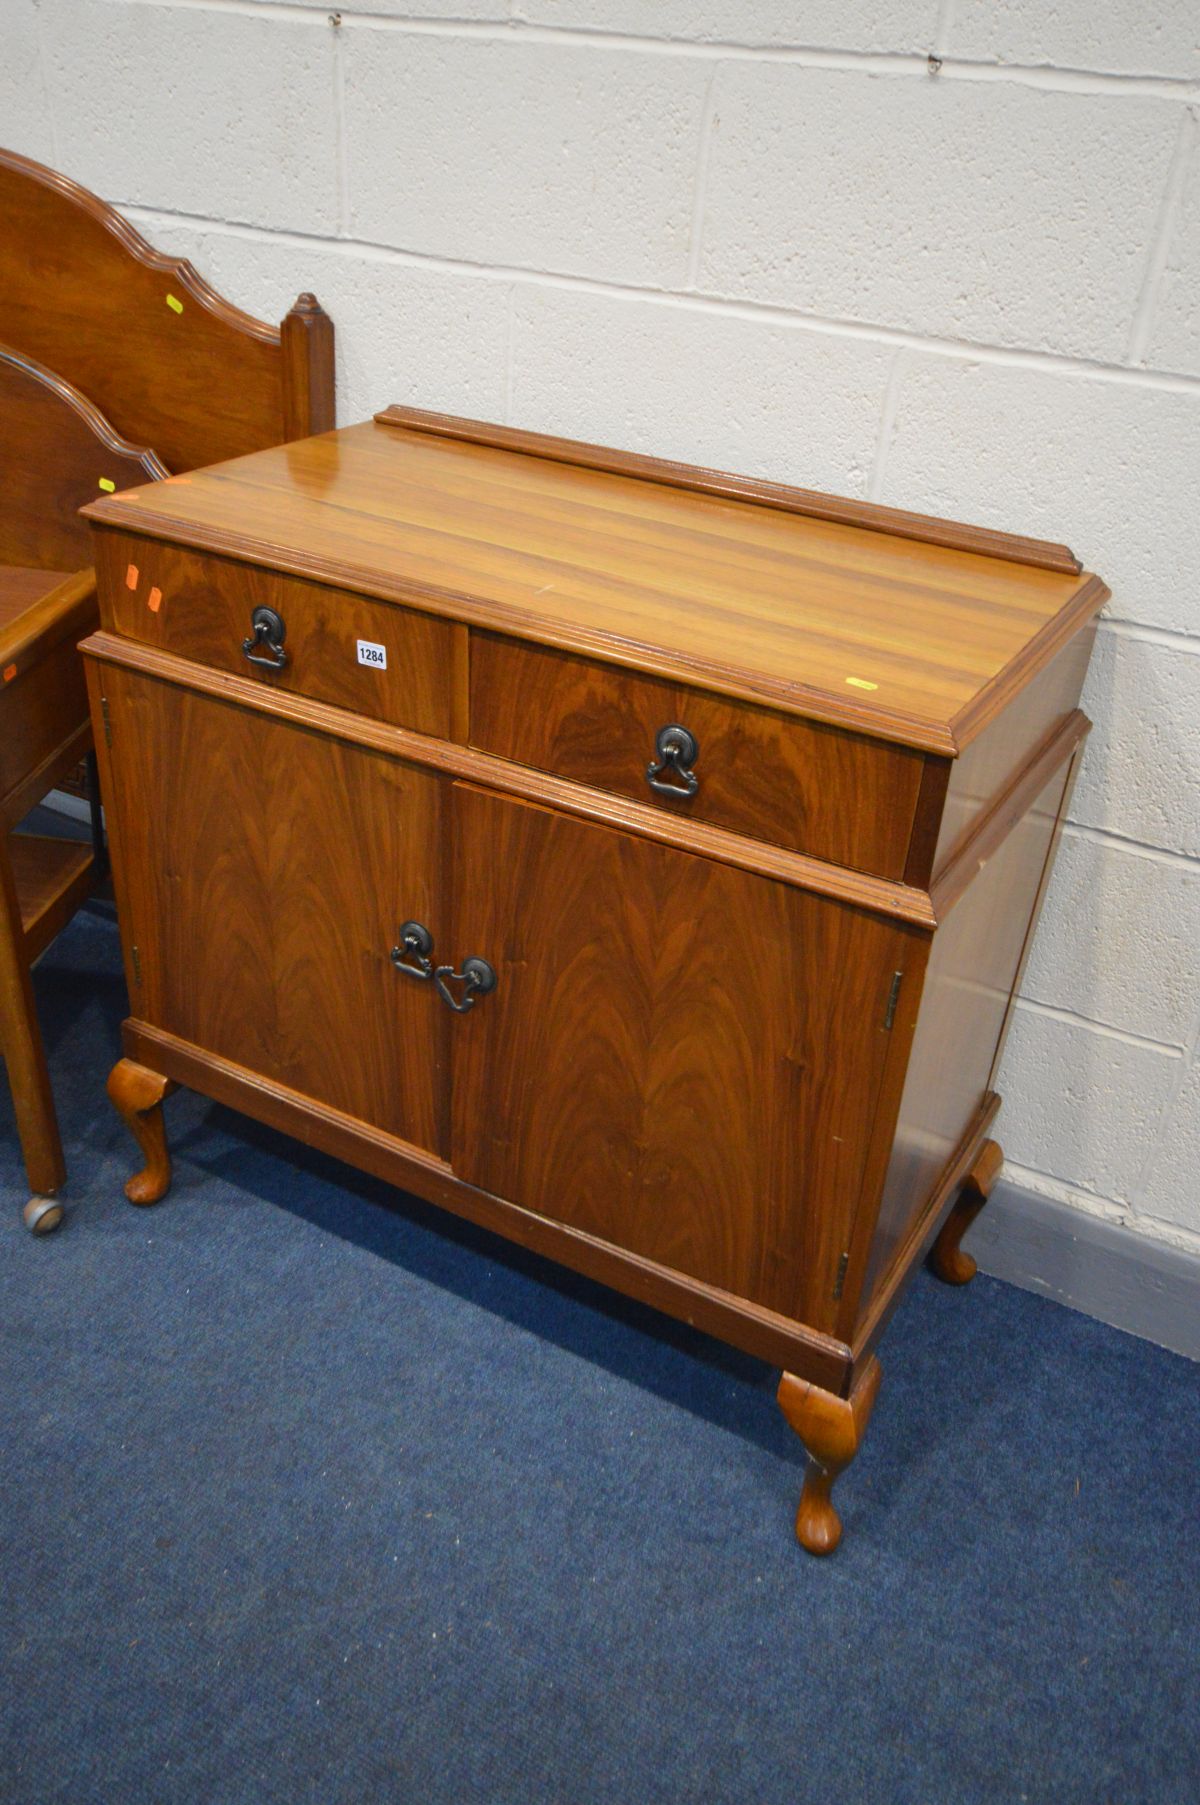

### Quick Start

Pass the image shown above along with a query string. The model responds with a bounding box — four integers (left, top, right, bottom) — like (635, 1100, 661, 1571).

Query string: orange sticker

(147, 587, 163, 613)
(125, 563, 139, 590)
(3, 663, 16, 683)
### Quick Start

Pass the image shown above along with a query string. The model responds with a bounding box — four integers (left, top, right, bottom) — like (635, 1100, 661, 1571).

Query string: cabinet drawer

(96, 530, 454, 737)
(470, 633, 925, 878)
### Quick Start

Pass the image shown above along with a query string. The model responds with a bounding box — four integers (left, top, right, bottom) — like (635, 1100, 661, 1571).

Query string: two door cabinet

(82, 408, 1108, 1554)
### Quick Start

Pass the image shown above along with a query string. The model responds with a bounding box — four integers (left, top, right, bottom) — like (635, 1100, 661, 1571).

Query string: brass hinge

(100, 695, 112, 747)
(833, 1251, 850, 1301)
(883, 970, 903, 1031)
(130, 944, 141, 987)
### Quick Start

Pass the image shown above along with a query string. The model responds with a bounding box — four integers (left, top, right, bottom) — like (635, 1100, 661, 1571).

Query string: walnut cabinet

(81, 409, 1108, 1554)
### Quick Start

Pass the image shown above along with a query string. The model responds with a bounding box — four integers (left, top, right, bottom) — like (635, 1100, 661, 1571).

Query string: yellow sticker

(845, 677, 879, 691)
(166, 293, 183, 314)
(98, 477, 116, 493)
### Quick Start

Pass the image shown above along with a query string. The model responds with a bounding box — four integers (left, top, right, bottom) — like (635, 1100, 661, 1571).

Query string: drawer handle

(391, 919, 435, 981)
(242, 605, 289, 672)
(434, 956, 498, 1014)
(646, 724, 699, 799)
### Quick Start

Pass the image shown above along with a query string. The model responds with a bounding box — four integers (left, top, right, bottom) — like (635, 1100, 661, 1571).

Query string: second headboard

(0, 149, 335, 475)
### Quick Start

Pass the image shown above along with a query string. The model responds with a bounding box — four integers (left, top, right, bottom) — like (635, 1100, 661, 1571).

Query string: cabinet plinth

(82, 410, 1107, 1553)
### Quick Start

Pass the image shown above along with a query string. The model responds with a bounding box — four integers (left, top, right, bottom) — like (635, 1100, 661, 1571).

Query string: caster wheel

(23, 1196, 64, 1236)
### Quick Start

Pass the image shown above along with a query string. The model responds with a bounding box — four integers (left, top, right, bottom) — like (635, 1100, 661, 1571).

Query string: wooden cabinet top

(85, 405, 1108, 755)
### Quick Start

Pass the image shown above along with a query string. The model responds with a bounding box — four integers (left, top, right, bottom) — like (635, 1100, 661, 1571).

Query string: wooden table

(80, 408, 1108, 1553)
(1, 565, 101, 1232)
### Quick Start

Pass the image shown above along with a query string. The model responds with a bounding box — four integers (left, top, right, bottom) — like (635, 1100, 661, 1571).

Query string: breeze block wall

(5, 0, 1199, 1269)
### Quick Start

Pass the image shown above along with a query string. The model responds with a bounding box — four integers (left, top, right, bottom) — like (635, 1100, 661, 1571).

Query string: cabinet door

(102, 665, 446, 1156)
(448, 785, 912, 1326)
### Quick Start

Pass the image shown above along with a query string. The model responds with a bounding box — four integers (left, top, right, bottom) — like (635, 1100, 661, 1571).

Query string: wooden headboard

(0, 345, 166, 570)
(0, 148, 334, 474)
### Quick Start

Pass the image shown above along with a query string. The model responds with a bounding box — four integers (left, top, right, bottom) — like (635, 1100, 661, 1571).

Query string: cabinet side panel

(932, 626, 1094, 879)
(863, 761, 1073, 1305)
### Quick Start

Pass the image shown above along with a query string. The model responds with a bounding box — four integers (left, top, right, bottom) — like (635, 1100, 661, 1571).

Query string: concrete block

(344, 29, 708, 287)
(698, 66, 1178, 361)
(948, 0, 1200, 80)
(1148, 124, 1200, 378)
(43, 1, 339, 233)
(514, 1, 939, 51)
(1021, 830, 1200, 1046)
(880, 354, 1200, 639)
(121, 215, 510, 427)
(1073, 629, 1200, 861)
(0, 1, 56, 167)
(1140, 1058, 1200, 1236)
(258, 0, 509, 13)
(508, 285, 891, 492)
(998, 1005, 1179, 1202)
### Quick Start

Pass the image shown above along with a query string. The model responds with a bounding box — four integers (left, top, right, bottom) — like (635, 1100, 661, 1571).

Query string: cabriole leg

(107, 1058, 176, 1205)
(928, 1138, 1004, 1286)
(777, 1355, 882, 1556)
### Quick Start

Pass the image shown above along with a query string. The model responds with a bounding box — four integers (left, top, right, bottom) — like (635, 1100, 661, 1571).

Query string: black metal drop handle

(646, 724, 699, 799)
(242, 604, 289, 672)
(391, 919, 434, 981)
(434, 957, 498, 1015)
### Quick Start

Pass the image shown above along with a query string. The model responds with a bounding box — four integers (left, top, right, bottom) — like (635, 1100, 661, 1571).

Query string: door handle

(434, 957, 498, 1014)
(391, 920, 435, 980)
(242, 605, 289, 672)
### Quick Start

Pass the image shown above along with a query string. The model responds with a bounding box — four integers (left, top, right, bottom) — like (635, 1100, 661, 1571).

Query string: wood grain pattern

(470, 632, 925, 880)
(0, 149, 334, 473)
(106, 1058, 176, 1205)
(96, 529, 454, 738)
(0, 346, 165, 569)
(83, 404, 1107, 1547)
(97, 662, 448, 1156)
(0, 580, 93, 823)
(121, 1016, 855, 1391)
(0, 567, 95, 686)
(777, 1354, 882, 1555)
(376, 406, 1084, 575)
(81, 627, 937, 927)
(10, 833, 94, 963)
(85, 418, 1107, 753)
(0, 826, 64, 1196)
(447, 784, 913, 1328)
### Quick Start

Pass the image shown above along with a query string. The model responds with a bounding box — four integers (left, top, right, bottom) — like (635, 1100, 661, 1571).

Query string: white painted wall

(5, 1, 1199, 1255)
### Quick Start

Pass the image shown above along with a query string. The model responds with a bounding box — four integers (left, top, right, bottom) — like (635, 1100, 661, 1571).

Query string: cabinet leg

(777, 1356, 881, 1556)
(0, 847, 66, 1206)
(928, 1138, 1003, 1286)
(107, 1058, 177, 1205)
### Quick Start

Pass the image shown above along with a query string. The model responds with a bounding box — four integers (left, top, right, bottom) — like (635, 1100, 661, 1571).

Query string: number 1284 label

(357, 639, 387, 670)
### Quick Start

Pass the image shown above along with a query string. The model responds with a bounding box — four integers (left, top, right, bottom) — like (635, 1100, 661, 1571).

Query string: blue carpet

(2, 905, 1198, 1805)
